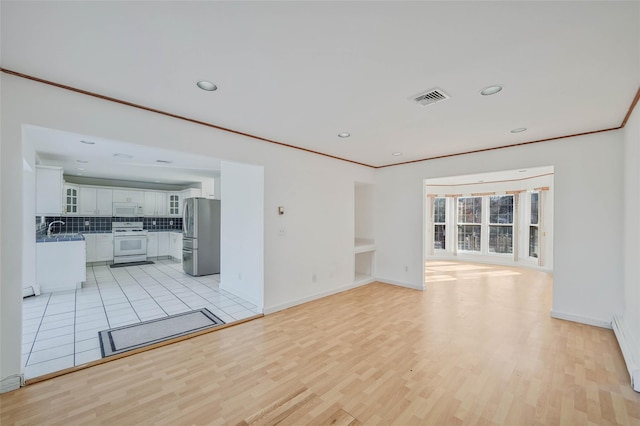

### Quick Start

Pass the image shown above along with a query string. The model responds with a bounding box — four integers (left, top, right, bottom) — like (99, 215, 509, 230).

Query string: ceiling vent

(410, 88, 450, 107)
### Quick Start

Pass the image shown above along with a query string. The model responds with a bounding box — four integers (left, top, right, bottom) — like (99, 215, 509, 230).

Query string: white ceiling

(2, 1, 639, 173)
(26, 125, 220, 187)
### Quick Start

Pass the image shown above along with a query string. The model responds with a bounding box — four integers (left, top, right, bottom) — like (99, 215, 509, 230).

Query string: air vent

(410, 88, 450, 107)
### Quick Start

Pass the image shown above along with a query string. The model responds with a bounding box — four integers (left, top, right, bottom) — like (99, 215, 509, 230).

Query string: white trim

(375, 278, 424, 291)
(550, 310, 612, 329)
(0, 374, 24, 394)
(612, 315, 640, 392)
(263, 279, 371, 314)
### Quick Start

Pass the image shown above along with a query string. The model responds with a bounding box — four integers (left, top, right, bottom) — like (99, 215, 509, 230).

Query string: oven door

(114, 236, 147, 257)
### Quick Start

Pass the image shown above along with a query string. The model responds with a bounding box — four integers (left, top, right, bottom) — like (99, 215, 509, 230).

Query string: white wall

(622, 99, 640, 388)
(354, 183, 375, 240)
(0, 74, 375, 391)
(220, 160, 264, 310)
(375, 130, 625, 328)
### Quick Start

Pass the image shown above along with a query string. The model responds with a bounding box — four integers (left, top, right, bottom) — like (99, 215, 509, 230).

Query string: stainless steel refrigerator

(182, 198, 220, 276)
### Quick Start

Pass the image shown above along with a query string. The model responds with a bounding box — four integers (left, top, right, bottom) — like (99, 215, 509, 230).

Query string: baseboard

(220, 282, 260, 310)
(375, 278, 424, 291)
(549, 310, 612, 329)
(264, 280, 371, 315)
(0, 374, 24, 394)
(612, 315, 640, 392)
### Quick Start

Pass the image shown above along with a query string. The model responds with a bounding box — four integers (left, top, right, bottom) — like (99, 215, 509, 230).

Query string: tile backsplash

(40, 216, 183, 234)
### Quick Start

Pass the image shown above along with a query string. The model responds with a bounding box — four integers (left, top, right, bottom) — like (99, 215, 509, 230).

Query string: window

(488, 195, 513, 254)
(433, 197, 446, 250)
(529, 192, 539, 258)
(457, 197, 481, 251)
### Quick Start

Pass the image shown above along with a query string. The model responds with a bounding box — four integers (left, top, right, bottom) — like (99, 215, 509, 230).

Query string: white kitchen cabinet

(158, 232, 170, 257)
(181, 188, 201, 200)
(147, 233, 158, 257)
(80, 187, 113, 216)
(143, 191, 167, 216)
(169, 232, 182, 260)
(63, 184, 79, 215)
(95, 234, 114, 261)
(84, 233, 113, 263)
(113, 189, 144, 204)
(84, 234, 97, 262)
(36, 166, 63, 215)
(168, 192, 182, 217)
(37, 241, 86, 293)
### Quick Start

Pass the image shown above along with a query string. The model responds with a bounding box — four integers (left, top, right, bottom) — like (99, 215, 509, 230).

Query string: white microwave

(112, 202, 141, 217)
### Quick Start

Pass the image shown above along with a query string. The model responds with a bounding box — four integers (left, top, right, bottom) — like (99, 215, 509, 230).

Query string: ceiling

(26, 125, 220, 187)
(2, 1, 639, 172)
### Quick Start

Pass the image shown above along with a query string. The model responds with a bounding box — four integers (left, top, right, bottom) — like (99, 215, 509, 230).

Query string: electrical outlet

(152, 220, 156, 225)
(84, 221, 90, 226)
(278, 228, 286, 236)
(169, 220, 173, 225)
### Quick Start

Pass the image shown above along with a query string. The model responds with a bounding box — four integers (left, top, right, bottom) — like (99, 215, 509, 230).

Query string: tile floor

(22, 259, 260, 379)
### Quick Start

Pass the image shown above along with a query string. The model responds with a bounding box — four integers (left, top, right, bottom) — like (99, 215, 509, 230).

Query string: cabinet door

(147, 234, 159, 257)
(64, 184, 79, 215)
(129, 190, 144, 205)
(168, 193, 181, 217)
(36, 166, 63, 215)
(95, 234, 114, 261)
(169, 232, 183, 259)
(143, 191, 157, 216)
(155, 193, 168, 216)
(79, 187, 97, 215)
(84, 234, 97, 263)
(158, 232, 170, 256)
(96, 189, 113, 216)
(112, 189, 129, 203)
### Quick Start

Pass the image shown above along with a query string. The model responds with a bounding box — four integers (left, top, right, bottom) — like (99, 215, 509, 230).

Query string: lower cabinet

(84, 233, 114, 263)
(147, 233, 158, 257)
(158, 233, 170, 257)
(148, 232, 170, 258)
(169, 232, 182, 260)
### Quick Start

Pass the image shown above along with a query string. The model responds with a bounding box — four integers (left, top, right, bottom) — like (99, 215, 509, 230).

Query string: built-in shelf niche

(354, 182, 375, 284)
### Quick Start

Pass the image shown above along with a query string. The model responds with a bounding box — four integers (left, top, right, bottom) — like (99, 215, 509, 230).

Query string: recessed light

(154, 180, 161, 183)
(156, 160, 173, 164)
(337, 132, 351, 138)
(510, 128, 527, 133)
(197, 80, 217, 91)
(80, 140, 95, 145)
(76, 167, 85, 171)
(76, 160, 88, 163)
(478, 180, 485, 183)
(113, 153, 133, 159)
(480, 85, 503, 96)
(519, 169, 528, 173)
(392, 152, 402, 156)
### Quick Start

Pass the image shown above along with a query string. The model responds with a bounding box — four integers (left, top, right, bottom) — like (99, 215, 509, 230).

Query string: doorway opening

(423, 166, 554, 287)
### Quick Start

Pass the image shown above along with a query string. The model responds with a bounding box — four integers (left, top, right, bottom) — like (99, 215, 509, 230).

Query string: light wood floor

(2, 261, 639, 425)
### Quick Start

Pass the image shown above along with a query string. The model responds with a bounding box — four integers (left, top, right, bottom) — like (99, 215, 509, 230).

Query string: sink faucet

(47, 220, 65, 237)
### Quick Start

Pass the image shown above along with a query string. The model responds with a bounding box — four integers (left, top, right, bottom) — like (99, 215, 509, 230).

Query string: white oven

(112, 222, 148, 264)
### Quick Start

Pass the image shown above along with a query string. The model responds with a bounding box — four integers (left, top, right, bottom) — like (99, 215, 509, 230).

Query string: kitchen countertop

(36, 233, 86, 243)
(36, 229, 183, 242)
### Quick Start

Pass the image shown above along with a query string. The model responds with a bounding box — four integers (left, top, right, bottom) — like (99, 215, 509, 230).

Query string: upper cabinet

(168, 192, 181, 217)
(80, 187, 113, 216)
(143, 191, 168, 216)
(63, 184, 79, 215)
(36, 166, 63, 215)
(113, 189, 144, 204)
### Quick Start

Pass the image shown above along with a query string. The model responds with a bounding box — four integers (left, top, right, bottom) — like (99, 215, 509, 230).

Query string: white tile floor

(22, 259, 259, 379)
